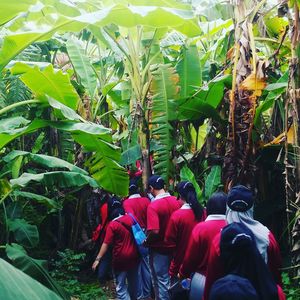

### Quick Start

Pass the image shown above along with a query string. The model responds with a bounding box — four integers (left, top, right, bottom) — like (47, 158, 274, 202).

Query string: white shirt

(205, 214, 226, 221)
(128, 194, 141, 199)
(180, 203, 192, 210)
(153, 192, 171, 201)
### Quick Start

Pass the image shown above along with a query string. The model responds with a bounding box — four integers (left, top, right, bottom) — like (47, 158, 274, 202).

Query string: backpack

(116, 214, 149, 257)
(128, 213, 149, 257)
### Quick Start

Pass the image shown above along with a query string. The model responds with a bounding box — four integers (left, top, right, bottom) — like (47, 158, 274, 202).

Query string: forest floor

(49, 249, 300, 300)
(49, 249, 114, 300)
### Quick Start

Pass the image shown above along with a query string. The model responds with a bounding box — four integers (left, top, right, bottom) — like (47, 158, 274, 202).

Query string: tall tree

(223, 0, 267, 189)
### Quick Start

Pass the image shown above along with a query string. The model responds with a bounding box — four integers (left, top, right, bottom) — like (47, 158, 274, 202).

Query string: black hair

(220, 223, 279, 300)
(107, 195, 123, 220)
(109, 207, 125, 220)
(129, 178, 139, 196)
(177, 181, 204, 221)
(206, 192, 227, 215)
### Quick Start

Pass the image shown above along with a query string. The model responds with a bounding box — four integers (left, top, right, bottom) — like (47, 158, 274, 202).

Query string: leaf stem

(0, 100, 40, 116)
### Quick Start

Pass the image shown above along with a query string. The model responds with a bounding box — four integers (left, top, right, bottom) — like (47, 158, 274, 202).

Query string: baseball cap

(227, 185, 253, 212)
(148, 175, 165, 190)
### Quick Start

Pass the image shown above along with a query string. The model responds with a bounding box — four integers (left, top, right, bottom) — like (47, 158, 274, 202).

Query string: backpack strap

(115, 218, 132, 232)
(128, 213, 139, 225)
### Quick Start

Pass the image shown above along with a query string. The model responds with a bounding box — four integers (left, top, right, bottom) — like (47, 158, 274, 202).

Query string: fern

(150, 64, 179, 181)
(1, 73, 32, 107)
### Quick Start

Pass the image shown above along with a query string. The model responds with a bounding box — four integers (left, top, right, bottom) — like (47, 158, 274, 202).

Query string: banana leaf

(6, 244, 69, 299)
(0, 258, 63, 300)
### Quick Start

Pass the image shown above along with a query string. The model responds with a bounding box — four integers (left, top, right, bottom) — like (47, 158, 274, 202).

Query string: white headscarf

(226, 206, 270, 263)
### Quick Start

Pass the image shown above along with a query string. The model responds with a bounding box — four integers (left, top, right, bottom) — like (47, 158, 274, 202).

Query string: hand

(92, 260, 99, 271)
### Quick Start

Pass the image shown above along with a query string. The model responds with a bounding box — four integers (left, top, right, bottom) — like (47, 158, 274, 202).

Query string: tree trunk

(69, 189, 85, 250)
(289, 3, 300, 278)
(223, 0, 265, 190)
(136, 101, 151, 191)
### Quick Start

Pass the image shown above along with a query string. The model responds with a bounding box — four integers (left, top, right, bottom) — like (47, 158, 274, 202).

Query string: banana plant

(0, 61, 128, 196)
(222, 0, 269, 189)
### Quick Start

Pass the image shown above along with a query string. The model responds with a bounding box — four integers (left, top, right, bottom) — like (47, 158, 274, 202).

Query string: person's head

(177, 181, 204, 221)
(227, 185, 254, 213)
(148, 175, 165, 196)
(107, 196, 124, 220)
(129, 179, 139, 196)
(209, 274, 258, 300)
(219, 222, 278, 300)
(220, 222, 255, 269)
(206, 192, 227, 215)
(226, 185, 270, 264)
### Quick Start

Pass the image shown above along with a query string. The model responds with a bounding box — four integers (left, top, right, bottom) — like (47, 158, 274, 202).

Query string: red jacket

(204, 231, 283, 300)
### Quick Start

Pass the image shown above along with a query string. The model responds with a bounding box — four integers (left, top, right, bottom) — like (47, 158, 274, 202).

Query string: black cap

(148, 175, 164, 190)
(227, 185, 253, 212)
(209, 274, 259, 300)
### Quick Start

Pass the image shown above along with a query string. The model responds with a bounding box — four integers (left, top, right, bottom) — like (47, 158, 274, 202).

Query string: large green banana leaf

(0, 119, 49, 149)
(0, 0, 37, 25)
(178, 75, 231, 123)
(7, 219, 39, 248)
(13, 191, 61, 210)
(0, 119, 127, 195)
(0, 258, 63, 300)
(4, 150, 88, 175)
(176, 45, 202, 98)
(74, 132, 129, 196)
(204, 165, 222, 200)
(6, 244, 69, 299)
(0, 119, 110, 149)
(66, 38, 97, 98)
(254, 71, 288, 127)
(0, 2, 200, 70)
(10, 171, 98, 189)
(151, 64, 178, 180)
(11, 63, 80, 110)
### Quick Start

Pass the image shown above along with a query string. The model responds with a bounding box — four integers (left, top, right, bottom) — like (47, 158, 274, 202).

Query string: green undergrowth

(282, 272, 300, 300)
(50, 249, 107, 300)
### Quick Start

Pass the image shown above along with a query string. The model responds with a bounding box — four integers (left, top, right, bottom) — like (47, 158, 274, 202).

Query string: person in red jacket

(123, 179, 150, 229)
(204, 185, 283, 300)
(165, 181, 205, 282)
(207, 222, 286, 300)
(146, 175, 182, 300)
(92, 198, 140, 300)
(123, 179, 152, 300)
(179, 192, 227, 300)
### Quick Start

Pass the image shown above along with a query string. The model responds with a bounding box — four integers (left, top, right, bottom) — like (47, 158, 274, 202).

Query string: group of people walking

(91, 175, 285, 300)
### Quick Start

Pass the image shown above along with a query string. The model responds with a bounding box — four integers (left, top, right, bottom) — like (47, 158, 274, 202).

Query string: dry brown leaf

(226, 47, 234, 60)
(239, 72, 267, 97)
(263, 126, 296, 147)
(287, 125, 296, 144)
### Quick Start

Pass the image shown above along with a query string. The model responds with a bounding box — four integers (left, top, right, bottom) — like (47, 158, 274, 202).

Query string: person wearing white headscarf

(226, 185, 282, 284)
(203, 185, 284, 300)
